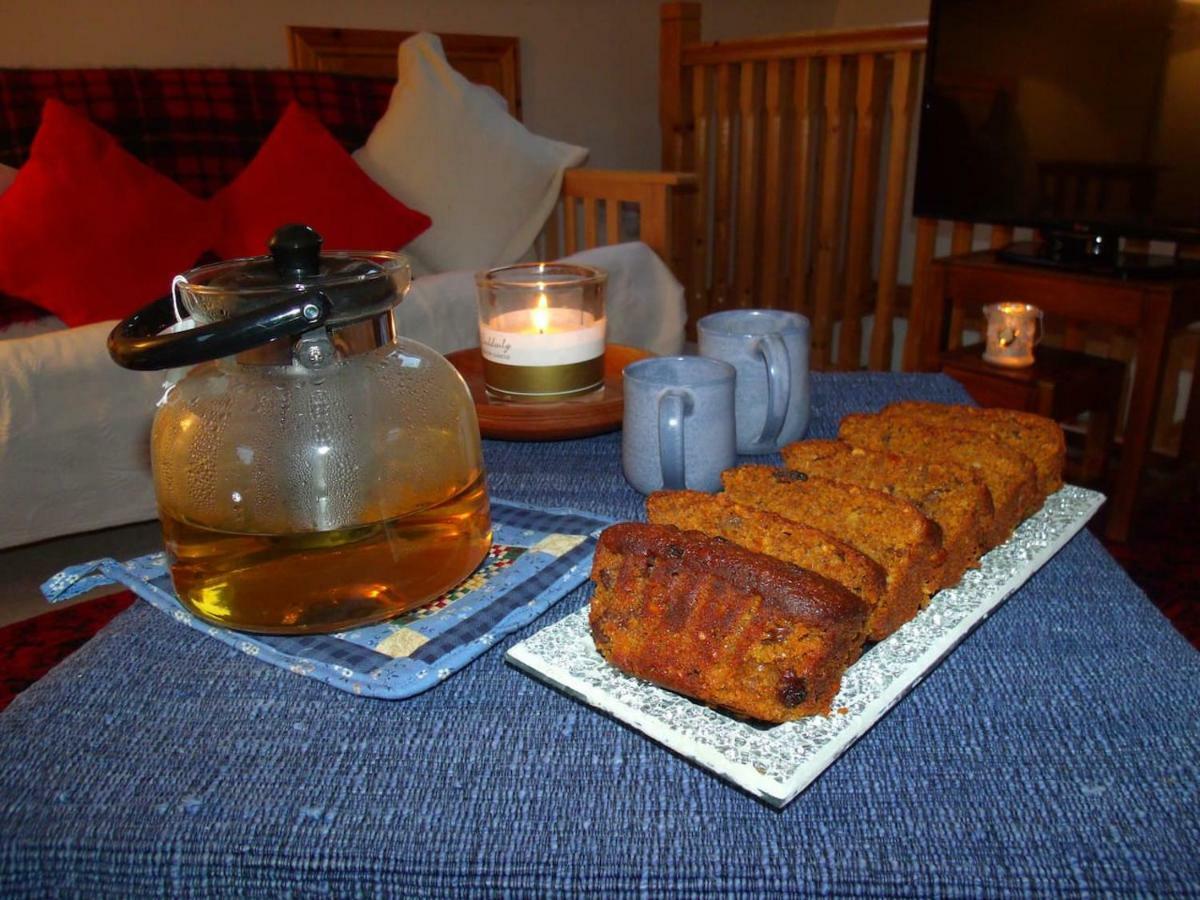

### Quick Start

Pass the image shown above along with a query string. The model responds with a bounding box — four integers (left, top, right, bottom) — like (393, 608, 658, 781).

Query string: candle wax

(480, 309, 606, 367)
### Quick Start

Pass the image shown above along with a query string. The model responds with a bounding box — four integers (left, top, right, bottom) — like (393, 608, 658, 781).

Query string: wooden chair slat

(563, 196, 578, 256)
(605, 198, 621, 246)
(542, 204, 562, 260)
(583, 197, 598, 249)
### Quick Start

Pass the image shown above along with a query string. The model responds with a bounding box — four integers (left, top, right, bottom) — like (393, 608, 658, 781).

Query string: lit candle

(983, 302, 1042, 368)
(480, 305, 606, 368)
(532, 292, 550, 333)
(476, 264, 608, 402)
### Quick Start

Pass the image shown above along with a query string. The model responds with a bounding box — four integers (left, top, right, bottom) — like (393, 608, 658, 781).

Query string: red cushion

(213, 102, 431, 259)
(0, 99, 216, 327)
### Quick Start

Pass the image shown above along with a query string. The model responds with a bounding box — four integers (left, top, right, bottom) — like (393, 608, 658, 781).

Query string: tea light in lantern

(476, 264, 608, 402)
(983, 301, 1043, 368)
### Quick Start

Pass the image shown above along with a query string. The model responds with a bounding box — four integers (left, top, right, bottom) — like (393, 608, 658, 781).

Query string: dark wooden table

(913, 251, 1200, 541)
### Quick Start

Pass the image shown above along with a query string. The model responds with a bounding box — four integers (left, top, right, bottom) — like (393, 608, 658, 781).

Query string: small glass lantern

(983, 302, 1043, 368)
(475, 263, 607, 402)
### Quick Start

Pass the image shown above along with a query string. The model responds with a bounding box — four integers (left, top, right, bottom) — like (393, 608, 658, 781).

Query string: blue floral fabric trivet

(42, 499, 612, 699)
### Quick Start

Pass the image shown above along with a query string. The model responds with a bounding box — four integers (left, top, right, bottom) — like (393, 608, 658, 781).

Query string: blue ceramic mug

(622, 356, 737, 494)
(697, 309, 811, 454)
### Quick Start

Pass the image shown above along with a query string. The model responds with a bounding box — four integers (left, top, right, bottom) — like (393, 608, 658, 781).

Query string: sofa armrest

(0, 323, 162, 548)
(544, 169, 696, 275)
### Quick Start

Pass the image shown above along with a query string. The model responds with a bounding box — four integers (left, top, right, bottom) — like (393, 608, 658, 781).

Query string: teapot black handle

(107, 290, 331, 371)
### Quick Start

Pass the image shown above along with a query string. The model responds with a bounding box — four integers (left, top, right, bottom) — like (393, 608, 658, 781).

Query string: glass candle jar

(983, 302, 1043, 368)
(475, 263, 607, 402)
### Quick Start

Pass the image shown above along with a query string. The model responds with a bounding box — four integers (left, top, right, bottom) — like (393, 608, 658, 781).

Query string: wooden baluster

(811, 55, 846, 369)
(735, 61, 763, 309)
(759, 60, 786, 309)
(945, 221, 975, 350)
(712, 63, 737, 312)
(989, 224, 1013, 249)
(690, 64, 713, 326)
(868, 49, 916, 372)
(563, 197, 578, 255)
(605, 198, 621, 246)
(903, 217, 939, 371)
(840, 52, 880, 370)
(950, 221, 974, 254)
(659, 2, 700, 169)
(583, 197, 598, 249)
(543, 204, 562, 260)
(787, 58, 815, 320)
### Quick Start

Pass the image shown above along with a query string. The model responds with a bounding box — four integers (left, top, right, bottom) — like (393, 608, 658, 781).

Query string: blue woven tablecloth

(2, 373, 1198, 897)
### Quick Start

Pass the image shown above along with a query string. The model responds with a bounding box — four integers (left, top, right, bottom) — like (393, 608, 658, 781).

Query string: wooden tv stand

(913, 250, 1200, 541)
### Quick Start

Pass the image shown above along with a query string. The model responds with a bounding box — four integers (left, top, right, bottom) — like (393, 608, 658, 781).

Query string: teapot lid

(179, 224, 411, 328)
(107, 224, 413, 371)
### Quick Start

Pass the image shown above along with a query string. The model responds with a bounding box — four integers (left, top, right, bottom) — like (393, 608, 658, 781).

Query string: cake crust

(647, 489, 889, 627)
(721, 465, 944, 639)
(880, 402, 1065, 502)
(780, 439, 993, 590)
(589, 523, 868, 722)
(839, 413, 1038, 547)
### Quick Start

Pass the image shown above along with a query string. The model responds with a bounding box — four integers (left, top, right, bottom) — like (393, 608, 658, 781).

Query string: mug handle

(658, 389, 693, 490)
(756, 333, 791, 447)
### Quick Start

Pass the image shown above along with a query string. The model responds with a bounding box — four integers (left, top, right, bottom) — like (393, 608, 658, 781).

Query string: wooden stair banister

(659, 3, 930, 368)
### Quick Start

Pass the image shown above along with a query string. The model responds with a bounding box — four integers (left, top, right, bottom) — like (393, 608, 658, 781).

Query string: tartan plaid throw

(0, 67, 394, 198)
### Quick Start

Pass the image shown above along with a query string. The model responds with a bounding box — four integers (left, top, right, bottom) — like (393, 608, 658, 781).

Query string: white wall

(0, 0, 842, 170)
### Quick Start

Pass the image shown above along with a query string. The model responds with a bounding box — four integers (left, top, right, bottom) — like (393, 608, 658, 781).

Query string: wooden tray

(447, 344, 651, 441)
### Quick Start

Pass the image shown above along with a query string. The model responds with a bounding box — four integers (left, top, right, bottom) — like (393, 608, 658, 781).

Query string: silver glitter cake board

(506, 485, 1105, 808)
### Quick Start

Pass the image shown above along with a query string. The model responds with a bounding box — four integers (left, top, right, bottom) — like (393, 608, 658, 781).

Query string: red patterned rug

(0, 591, 135, 710)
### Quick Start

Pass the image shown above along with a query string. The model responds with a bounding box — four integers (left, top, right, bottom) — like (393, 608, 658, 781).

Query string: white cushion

(354, 33, 587, 274)
(0, 321, 161, 549)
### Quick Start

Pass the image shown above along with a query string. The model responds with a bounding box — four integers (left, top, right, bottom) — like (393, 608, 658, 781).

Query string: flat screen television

(913, 0, 1200, 275)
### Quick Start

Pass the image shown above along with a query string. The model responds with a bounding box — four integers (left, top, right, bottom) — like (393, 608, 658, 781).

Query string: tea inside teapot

(110, 225, 491, 633)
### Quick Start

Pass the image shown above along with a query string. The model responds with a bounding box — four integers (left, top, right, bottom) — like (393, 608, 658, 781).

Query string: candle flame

(531, 292, 550, 334)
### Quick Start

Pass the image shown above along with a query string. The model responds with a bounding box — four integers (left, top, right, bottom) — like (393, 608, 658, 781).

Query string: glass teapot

(109, 225, 491, 634)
